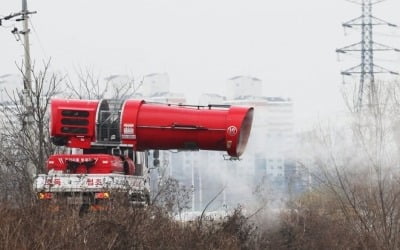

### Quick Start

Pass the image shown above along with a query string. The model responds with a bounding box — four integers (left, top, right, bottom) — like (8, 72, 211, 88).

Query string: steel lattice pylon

(336, 0, 399, 111)
(360, 0, 375, 107)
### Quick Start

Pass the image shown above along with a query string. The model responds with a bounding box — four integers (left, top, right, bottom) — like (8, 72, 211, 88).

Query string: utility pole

(21, 0, 34, 127)
(22, 0, 32, 93)
(336, 0, 399, 111)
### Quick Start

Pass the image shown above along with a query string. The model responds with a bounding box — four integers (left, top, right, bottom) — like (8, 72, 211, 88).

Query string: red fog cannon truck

(34, 98, 253, 211)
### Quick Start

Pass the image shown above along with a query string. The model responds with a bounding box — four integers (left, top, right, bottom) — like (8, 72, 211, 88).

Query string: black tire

(79, 203, 90, 216)
(123, 161, 129, 175)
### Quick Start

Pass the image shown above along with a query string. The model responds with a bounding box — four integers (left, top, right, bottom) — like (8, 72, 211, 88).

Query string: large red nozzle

(122, 101, 254, 157)
(50, 99, 254, 157)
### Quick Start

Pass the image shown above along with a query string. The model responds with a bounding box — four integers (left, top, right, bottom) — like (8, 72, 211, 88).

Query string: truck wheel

(79, 204, 90, 216)
(123, 161, 129, 175)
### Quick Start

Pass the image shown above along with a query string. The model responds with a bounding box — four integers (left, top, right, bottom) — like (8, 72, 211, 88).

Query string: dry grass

(1, 189, 393, 250)
(0, 202, 255, 250)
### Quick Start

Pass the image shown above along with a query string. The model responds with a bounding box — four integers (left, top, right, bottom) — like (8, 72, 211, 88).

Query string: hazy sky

(1, 0, 400, 129)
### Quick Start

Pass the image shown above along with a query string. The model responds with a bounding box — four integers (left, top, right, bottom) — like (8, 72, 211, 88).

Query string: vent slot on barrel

(60, 109, 90, 135)
(61, 110, 89, 117)
(61, 118, 89, 126)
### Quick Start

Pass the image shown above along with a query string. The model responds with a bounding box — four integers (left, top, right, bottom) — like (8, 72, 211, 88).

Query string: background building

(139, 73, 185, 104)
(222, 76, 296, 207)
(226, 76, 263, 100)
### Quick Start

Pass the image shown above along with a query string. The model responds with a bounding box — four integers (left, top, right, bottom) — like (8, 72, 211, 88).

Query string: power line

(0, 1, 36, 88)
(29, 19, 47, 58)
(336, 0, 400, 111)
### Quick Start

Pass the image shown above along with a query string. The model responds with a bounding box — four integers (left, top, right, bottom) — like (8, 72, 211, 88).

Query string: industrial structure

(336, 0, 399, 110)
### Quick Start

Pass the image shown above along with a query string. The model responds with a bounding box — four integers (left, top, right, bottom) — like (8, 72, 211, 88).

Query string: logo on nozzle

(227, 126, 238, 136)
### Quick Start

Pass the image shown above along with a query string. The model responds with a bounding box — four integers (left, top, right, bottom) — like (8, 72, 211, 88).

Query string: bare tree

(0, 61, 62, 204)
(297, 80, 400, 249)
(65, 68, 142, 100)
(104, 74, 143, 100)
(150, 156, 191, 216)
(65, 67, 108, 100)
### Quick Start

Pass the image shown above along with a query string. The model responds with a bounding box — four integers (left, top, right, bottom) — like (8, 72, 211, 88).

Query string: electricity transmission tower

(336, 0, 399, 110)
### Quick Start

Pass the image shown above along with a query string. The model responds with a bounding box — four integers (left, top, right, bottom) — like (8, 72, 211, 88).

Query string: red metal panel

(50, 99, 99, 148)
(47, 154, 125, 174)
(120, 99, 145, 147)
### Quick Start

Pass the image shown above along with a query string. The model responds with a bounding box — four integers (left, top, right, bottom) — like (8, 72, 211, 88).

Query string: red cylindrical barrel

(50, 99, 254, 157)
(121, 101, 253, 157)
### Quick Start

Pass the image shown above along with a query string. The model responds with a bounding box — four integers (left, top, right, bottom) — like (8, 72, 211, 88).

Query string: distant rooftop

(104, 74, 130, 81)
(228, 75, 261, 82)
(150, 91, 169, 97)
(233, 95, 291, 102)
(146, 91, 185, 99)
(201, 93, 226, 99)
(264, 96, 291, 102)
(144, 72, 168, 77)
